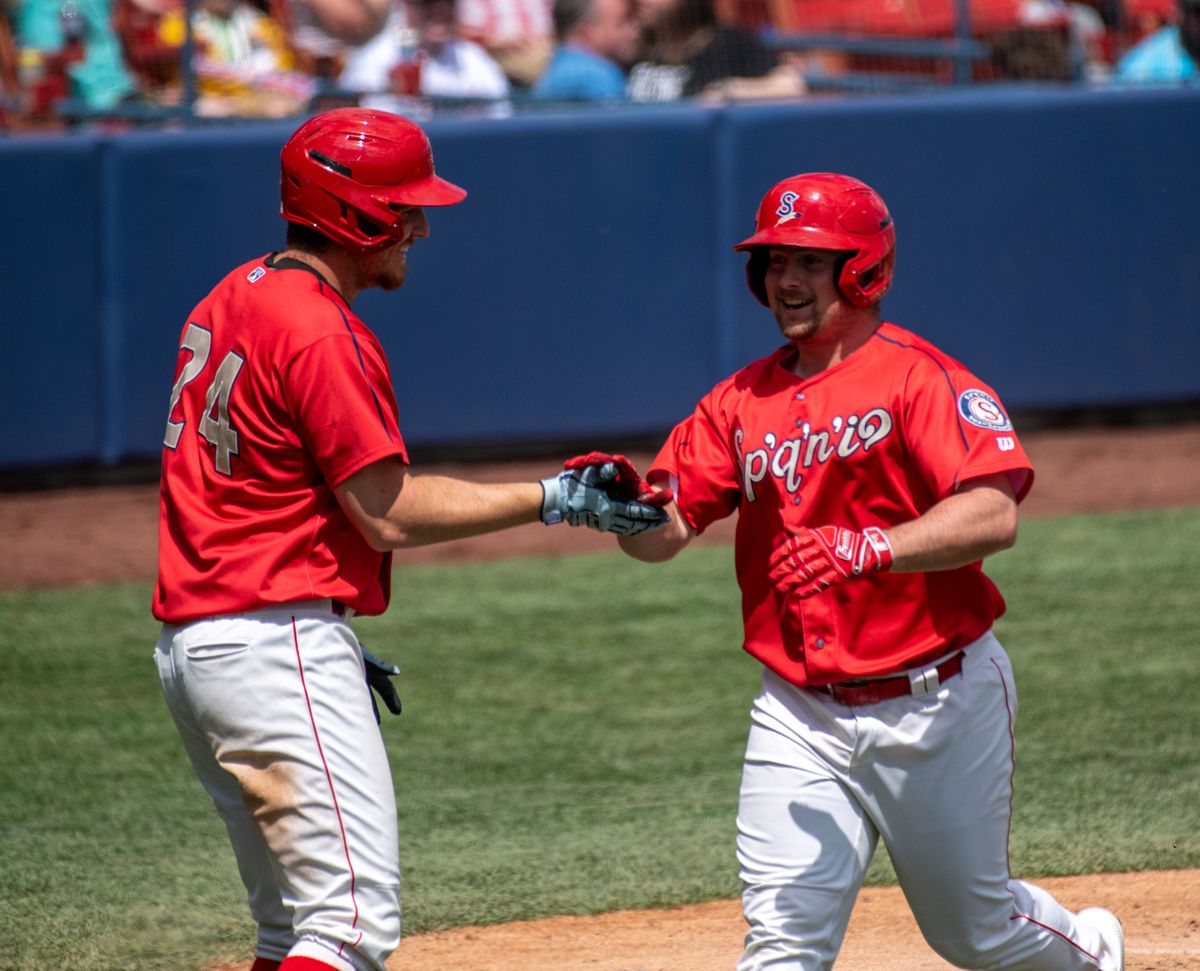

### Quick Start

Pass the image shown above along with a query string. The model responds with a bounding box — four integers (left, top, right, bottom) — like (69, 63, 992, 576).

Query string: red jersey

(651, 322, 1034, 687)
(153, 255, 408, 623)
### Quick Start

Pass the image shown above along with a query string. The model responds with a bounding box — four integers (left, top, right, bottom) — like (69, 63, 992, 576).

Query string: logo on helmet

(775, 191, 800, 223)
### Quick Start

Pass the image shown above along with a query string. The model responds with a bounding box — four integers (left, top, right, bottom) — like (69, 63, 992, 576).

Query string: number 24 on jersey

(164, 323, 245, 475)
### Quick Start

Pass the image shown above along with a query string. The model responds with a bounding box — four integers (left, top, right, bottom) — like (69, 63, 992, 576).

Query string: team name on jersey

(736, 407, 894, 501)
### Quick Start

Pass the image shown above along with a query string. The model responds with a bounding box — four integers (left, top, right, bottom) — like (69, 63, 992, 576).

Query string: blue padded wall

(0, 87, 1196, 469)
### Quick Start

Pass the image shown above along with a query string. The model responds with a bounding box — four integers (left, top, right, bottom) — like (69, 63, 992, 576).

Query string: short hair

(669, 0, 715, 33)
(553, 0, 596, 42)
(285, 221, 337, 253)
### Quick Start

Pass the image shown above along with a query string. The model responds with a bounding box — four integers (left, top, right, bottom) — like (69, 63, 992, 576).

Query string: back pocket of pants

(184, 639, 251, 661)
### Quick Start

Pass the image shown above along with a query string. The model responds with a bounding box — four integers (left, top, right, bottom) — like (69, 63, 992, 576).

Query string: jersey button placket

(789, 389, 808, 511)
(797, 597, 837, 677)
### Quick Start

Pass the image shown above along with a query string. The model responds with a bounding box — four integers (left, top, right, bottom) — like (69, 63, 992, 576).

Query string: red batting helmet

(280, 108, 467, 253)
(734, 173, 895, 308)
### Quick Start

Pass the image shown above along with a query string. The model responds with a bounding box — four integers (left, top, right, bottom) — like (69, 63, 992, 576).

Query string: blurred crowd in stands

(0, 0, 1195, 129)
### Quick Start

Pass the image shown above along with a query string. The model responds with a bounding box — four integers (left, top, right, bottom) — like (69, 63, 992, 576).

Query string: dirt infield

(5, 423, 1200, 970)
(383, 870, 1200, 970)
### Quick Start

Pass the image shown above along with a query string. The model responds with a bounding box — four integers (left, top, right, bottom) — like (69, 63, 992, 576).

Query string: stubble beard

(370, 249, 408, 292)
(775, 306, 821, 343)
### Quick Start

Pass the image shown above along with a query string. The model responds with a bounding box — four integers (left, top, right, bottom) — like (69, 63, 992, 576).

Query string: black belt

(812, 651, 965, 706)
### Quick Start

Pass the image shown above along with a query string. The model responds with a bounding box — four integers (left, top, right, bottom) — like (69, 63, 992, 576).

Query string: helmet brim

(384, 173, 467, 207)
(733, 225, 855, 252)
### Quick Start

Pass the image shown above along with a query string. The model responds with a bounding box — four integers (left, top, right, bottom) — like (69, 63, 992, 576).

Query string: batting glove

(540, 464, 671, 535)
(561, 452, 673, 507)
(361, 645, 402, 723)
(768, 525, 893, 600)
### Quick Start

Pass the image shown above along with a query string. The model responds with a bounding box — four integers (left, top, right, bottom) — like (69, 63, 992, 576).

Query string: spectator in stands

(531, 0, 636, 101)
(1116, 0, 1198, 82)
(407, 0, 509, 97)
(339, 0, 509, 103)
(287, 0, 391, 82)
(156, 0, 315, 115)
(457, 0, 551, 87)
(1123, 0, 1177, 45)
(626, 0, 802, 101)
(2, 0, 24, 120)
(14, 0, 137, 110)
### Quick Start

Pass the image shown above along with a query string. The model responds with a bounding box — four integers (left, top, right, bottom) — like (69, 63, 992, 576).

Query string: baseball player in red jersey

(152, 108, 667, 971)
(613, 173, 1125, 970)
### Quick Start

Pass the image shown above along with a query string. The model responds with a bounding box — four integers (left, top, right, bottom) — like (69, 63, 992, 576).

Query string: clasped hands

(540, 452, 673, 536)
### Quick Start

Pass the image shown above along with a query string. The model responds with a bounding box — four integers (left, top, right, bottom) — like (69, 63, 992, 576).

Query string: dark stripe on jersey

(267, 255, 326, 278)
(872, 330, 971, 457)
(322, 283, 394, 441)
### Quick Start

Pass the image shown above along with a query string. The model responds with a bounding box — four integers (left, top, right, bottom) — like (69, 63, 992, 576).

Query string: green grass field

(1, 507, 1197, 970)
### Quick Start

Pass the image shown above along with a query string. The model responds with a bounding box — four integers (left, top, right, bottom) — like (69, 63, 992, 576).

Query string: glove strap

(861, 526, 894, 572)
(540, 476, 564, 525)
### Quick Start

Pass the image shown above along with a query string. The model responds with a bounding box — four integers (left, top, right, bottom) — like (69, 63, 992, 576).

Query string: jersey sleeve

(903, 364, 1034, 503)
(282, 332, 409, 488)
(650, 394, 742, 533)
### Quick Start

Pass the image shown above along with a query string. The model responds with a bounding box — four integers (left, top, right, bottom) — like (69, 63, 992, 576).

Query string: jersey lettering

(738, 408, 894, 502)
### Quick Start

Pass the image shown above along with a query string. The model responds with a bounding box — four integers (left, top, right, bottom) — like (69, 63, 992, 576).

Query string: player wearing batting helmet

(152, 108, 668, 971)
(614, 173, 1125, 971)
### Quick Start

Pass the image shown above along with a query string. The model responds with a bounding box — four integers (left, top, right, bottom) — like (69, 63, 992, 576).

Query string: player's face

(763, 247, 847, 343)
(636, 0, 677, 31)
(585, 0, 639, 63)
(364, 206, 429, 292)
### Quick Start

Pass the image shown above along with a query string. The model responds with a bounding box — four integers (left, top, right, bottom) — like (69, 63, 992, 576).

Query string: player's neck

(787, 317, 880, 379)
(275, 249, 355, 303)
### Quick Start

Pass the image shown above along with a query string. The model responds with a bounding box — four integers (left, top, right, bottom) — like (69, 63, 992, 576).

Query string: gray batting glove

(540, 463, 670, 536)
(361, 645, 402, 723)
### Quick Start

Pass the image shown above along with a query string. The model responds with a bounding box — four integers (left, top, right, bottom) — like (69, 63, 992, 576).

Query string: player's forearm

(618, 501, 692, 562)
(375, 474, 544, 548)
(884, 478, 1018, 573)
(338, 461, 542, 550)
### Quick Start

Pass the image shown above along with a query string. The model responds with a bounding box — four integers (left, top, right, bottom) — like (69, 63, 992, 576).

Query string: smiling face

(762, 246, 851, 344)
(360, 205, 429, 292)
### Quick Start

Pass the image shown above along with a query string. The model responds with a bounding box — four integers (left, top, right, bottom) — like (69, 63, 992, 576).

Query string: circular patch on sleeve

(958, 389, 1013, 431)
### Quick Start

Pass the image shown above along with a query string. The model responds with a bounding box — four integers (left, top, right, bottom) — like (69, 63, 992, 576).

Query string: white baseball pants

(736, 631, 1117, 971)
(155, 601, 400, 971)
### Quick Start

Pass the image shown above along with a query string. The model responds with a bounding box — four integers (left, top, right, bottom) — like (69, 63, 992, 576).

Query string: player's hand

(361, 645, 402, 723)
(561, 452, 673, 508)
(540, 464, 671, 535)
(768, 525, 893, 600)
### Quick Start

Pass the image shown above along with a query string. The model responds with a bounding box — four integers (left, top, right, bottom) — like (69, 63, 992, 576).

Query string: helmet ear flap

(745, 249, 770, 306)
(838, 244, 895, 307)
